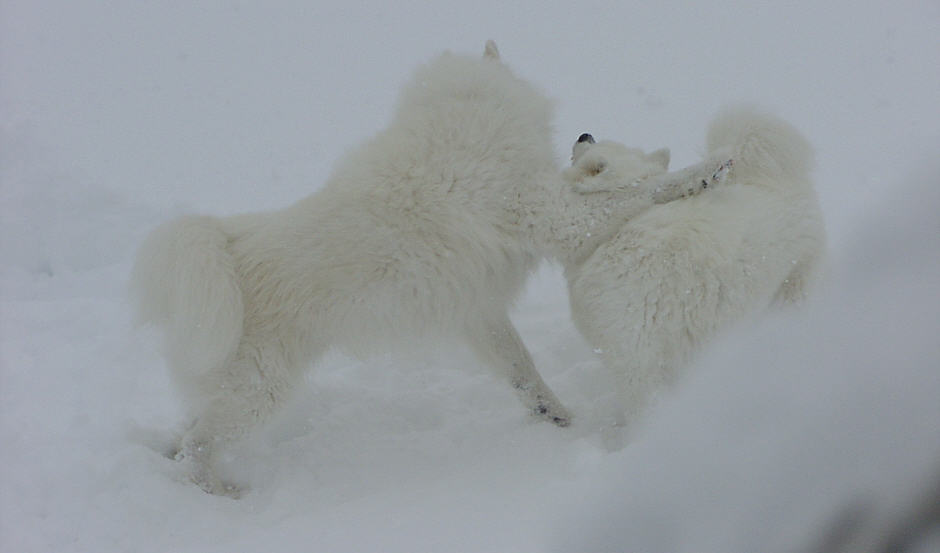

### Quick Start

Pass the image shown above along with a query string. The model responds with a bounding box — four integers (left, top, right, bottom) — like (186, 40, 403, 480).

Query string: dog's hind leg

(773, 251, 822, 305)
(178, 332, 317, 496)
(465, 314, 571, 427)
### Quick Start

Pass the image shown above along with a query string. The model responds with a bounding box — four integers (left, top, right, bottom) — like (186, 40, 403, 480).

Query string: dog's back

(336, 47, 556, 232)
(236, 47, 558, 354)
(591, 107, 824, 321)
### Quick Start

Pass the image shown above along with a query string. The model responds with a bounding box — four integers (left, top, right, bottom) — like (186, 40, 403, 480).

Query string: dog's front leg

(648, 156, 734, 203)
(465, 314, 571, 427)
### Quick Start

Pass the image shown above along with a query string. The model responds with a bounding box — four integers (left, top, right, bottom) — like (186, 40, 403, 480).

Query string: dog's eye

(586, 160, 607, 176)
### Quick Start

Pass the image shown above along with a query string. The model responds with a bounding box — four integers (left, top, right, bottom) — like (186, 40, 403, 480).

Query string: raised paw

(711, 159, 734, 183)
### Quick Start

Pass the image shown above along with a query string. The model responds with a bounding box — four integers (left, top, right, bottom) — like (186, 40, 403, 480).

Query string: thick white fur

(132, 215, 244, 388)
(132, 42, 568, 495)
(131, 42, 728, 495)
(565, 107, 825, 428)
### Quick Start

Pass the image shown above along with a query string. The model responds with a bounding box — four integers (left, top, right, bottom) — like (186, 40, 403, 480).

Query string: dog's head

(563, 133, 670, 190)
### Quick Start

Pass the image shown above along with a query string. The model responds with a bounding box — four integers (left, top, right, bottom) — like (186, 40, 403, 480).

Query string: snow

(553, 168, 940, 552)
(2, 1, 938, 551)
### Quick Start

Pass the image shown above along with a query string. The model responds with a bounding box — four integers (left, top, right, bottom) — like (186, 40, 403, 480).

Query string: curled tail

(131, 215, 243, 375)
(706, 105, 815, 182)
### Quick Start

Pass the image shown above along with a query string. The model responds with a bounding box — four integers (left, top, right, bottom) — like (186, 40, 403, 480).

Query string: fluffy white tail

(706, 106, 815, 182)
(130, 215, 243, 376)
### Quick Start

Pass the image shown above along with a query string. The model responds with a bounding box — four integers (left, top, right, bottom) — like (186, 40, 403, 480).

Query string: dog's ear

(484, 40, 500, 61)
(649, 148, 670, 169)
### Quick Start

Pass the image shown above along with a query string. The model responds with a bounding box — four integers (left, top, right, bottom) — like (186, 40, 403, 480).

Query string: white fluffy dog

(563, 107, 825, 428)
(131, 42, 724, 495)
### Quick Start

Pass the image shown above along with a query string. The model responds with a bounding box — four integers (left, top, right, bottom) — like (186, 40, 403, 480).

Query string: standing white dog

(563, 107, 825, 429)
(131, 42, 724, 495)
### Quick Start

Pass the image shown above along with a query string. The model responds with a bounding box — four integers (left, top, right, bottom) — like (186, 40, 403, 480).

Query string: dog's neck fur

(516, 170, 657, 268)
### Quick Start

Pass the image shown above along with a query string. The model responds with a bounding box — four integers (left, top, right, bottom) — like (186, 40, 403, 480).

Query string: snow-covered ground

(2, 1, 938, 551)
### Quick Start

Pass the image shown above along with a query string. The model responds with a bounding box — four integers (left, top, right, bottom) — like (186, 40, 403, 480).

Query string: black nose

(577, 133, 595, 144)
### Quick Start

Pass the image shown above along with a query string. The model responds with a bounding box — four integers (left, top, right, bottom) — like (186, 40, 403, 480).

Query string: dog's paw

(195, 477, 243, 499)
(710, 159, 734, 185)
(535, 400, 572, 427)
(688, 159, 734, 196)
(177, 437, 244, 498)
(182, 457, 244, 498)
(190, 476, 243, 499)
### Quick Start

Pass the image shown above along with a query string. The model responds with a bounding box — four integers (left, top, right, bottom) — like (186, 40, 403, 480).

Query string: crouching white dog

(131, 42, 725, 495)
(564, 107, 825, 430)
